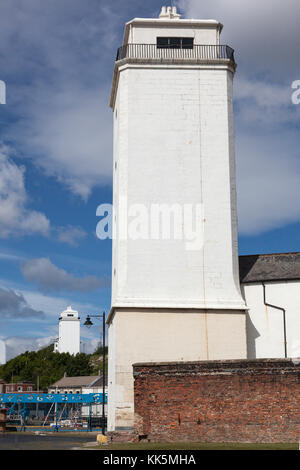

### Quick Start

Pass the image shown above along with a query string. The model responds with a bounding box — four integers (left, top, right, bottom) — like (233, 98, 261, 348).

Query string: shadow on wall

(245, 309, 260, 359)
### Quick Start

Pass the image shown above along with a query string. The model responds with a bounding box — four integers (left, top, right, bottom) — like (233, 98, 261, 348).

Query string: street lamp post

(35, 375, 39, 420)
(84, 312, 106, 435)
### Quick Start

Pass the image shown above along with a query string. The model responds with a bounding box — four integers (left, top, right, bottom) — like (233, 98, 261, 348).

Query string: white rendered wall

(58, 320, 80, 355)
(127, 23, 220, 45)
(107, 308, 247, 431)
(111, 64, 245, 311)
(242, 281, 300, 359)
(107, 312, 116, 430)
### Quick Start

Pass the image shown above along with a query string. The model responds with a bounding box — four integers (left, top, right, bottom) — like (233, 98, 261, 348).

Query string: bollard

(97, 433, 108, 445)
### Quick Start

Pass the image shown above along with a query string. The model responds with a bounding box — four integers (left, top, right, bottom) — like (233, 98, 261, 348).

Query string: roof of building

(49, 375, 106, 388)
(239, 252, 300, 283)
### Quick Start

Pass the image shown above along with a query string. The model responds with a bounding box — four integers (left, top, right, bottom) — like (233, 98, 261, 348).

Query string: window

(157, 37, 194, 49)
(17, 386, 22, 392)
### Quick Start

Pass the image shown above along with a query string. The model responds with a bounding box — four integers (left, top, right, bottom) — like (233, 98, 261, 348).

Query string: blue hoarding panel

(0, 393, 107, 404)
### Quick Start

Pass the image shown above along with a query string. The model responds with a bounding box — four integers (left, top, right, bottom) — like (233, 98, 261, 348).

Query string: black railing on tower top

(116, 44, 236, 64)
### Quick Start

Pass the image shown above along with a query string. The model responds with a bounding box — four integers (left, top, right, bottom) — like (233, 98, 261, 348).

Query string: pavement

(0, 432, 98, 450)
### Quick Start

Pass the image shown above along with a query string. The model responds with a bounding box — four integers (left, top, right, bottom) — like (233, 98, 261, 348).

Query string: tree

(0, 345, 94, 391)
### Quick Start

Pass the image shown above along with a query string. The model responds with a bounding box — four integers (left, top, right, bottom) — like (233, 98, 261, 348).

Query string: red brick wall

(133, 359, 300, 443)
(4, 383, 35, 393)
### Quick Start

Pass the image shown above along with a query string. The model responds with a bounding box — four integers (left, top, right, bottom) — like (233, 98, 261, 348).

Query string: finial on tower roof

(159, 5, 181, 19)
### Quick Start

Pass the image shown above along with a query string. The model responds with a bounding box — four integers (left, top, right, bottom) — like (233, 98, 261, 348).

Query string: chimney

(159, 5, 181, 19)
(160, 6, 167, 17)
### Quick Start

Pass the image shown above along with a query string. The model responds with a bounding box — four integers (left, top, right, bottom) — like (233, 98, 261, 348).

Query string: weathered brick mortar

(132, 359, 300, 443)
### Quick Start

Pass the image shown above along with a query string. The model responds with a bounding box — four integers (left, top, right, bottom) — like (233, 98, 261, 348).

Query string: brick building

(0, 380, 5, 393)
(2, 381, 35, 393)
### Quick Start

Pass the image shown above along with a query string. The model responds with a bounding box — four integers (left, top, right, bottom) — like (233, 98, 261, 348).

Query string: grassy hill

(0, 344, 108, 391)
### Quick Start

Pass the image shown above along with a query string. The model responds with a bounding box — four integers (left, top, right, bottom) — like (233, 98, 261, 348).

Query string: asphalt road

(0, 432, 96, 450)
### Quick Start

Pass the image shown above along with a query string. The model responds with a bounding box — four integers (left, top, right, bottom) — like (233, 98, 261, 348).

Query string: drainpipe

(262, 282, 287, 358)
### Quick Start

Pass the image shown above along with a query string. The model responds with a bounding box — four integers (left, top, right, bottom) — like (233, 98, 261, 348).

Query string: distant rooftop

(50, 375, 106, 388)
(239, 252, 300, 283)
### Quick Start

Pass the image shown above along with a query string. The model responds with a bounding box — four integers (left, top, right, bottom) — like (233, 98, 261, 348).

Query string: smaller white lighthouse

(54, 306, 81, 355)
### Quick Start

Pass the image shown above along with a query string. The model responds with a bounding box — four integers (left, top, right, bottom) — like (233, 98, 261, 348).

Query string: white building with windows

(107, 6, 246, 432)
(54, 306, 80, 356)
(48, 375, 108, 418)
(106, 6, 300, 433)
(239, 253, 300, 360)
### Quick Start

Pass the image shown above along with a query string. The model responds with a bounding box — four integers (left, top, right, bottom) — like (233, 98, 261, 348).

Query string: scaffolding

(0, 393, 107, 432)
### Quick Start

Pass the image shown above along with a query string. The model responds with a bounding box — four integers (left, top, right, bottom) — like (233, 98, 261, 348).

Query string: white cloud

(55, 225, 87, 247)
(0, 0, 299, 238)
(79, 337, 102, 355)
(21, 257, 110, 293)
(234, 78, 300, 129)
(0, 286, 45, 318)
(4, 335, 55, 361)
(0, 251, 24, 262)
(0, 0, 118, 199)
(0, 146, 50, 237)
(178, 0, 300, 77)
(178, 0, 300, 236)
(0, 276, 106, 319)
(2, 334, 101, 360)
(236, 132, 300, 234)
(235, 79, 291, 108)
(21, 289, 98, 318)
(20, 87, 113, 200)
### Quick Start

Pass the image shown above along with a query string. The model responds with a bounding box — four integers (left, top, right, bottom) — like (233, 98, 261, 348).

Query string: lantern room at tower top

(123, 7, 222, 45)
(110, 6, 236, 108)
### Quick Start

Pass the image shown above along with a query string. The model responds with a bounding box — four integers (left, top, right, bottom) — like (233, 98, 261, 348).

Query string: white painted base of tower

(107, 307, 247, 431)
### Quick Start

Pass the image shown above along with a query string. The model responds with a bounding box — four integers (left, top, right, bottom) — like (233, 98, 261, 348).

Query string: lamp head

(84, 315, 93, 328)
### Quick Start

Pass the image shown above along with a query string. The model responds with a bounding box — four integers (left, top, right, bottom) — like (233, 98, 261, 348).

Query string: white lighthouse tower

(107, 6, 247, 431)
(54, 306, 81, 355)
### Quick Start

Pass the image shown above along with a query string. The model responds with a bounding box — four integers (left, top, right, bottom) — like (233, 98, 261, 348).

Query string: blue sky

(0, 0, 300, 360)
